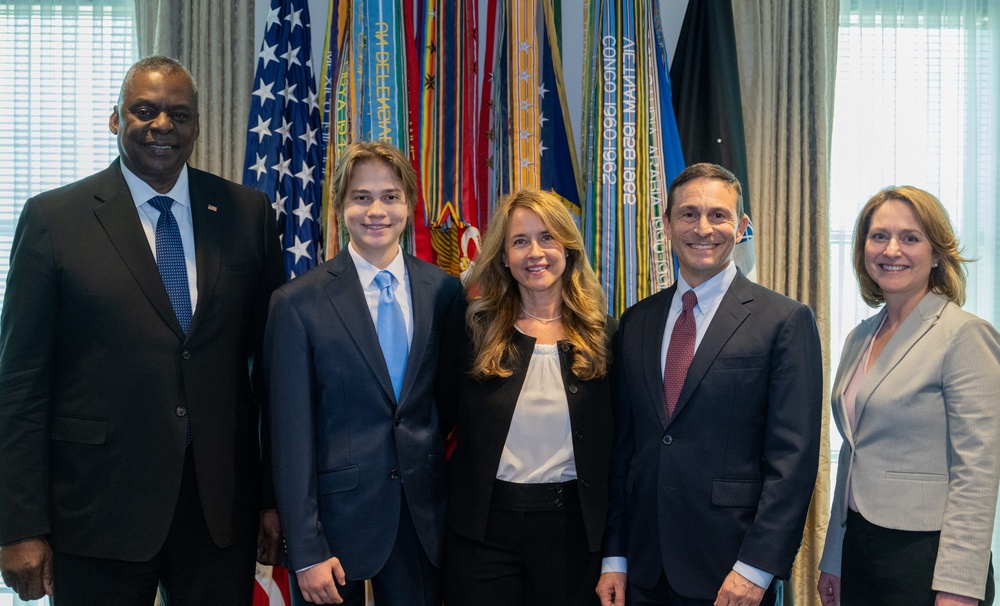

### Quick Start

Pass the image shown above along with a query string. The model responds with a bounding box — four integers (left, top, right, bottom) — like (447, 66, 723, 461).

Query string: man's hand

(817, 571, 840, 606)
(935, 591, 979, 606)
(297, 557, 347, 604)
(714, 570, 765, 606)
(596, 571, 627, 606)
(0, 537, 54, 601)
(256, 509, 283, 566)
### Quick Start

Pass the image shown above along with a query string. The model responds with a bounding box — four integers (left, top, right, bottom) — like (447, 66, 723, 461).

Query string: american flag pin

(208, 205, 218, 212)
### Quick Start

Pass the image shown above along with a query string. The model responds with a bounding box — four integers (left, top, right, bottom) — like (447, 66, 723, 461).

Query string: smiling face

(864, 198, 937, 307)
(503, 207, 567, 300)
(342, 159, 409, 268)
(665, 177, 749, 287)
(109, 69, 199, 193)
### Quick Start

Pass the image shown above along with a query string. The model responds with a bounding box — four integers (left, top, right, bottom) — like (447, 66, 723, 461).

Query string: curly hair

(464, 189, 609, 380)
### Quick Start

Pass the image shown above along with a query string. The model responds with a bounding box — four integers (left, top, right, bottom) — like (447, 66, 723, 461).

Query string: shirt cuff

(601, 557, 627, 574)
(733, 560, 773, 589)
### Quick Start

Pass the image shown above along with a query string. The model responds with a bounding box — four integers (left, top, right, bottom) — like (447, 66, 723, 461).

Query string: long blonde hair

(465, 189, 609, 380)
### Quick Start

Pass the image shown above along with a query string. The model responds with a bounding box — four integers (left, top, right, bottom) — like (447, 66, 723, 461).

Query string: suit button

(581, 480, 590, 488)
(553, 498, 563, 508)
(181, 350, 191, 360)
(394, 416, 402, 426)
(567, 384, 578, 394)
(176, 406, 187, 417)
(554, 484, 564, 494)
(389, 469, 399, 480)
(662, 434, 673, 445)
(560, 343, 570, 352)
(574, 430, 584, 440)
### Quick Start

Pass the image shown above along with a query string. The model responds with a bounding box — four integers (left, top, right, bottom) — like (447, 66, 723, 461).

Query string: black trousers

(841, 509, 995, 606)
(52, 447, 257, 606)
(443, 480, 600, 606)
(289, 494, 441, 606)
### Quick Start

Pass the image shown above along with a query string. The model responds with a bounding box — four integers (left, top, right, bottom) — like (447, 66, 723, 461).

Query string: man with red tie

(597, 163, 823, 606)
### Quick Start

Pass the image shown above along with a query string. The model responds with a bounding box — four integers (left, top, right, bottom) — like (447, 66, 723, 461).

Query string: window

(0, 0, 135, 312)
(0, 3, 134, 602)
(830, 0, 999, 554)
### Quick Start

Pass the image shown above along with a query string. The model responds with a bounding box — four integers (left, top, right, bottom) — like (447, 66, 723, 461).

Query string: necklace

(520, 304, 561, 324)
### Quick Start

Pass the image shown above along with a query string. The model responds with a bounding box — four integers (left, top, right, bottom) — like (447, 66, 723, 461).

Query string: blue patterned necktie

(148, 196, 192, 334)
(374, 270, 409, 401)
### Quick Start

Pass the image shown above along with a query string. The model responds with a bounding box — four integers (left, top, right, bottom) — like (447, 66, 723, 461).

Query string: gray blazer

(819, 291, 1000, 600)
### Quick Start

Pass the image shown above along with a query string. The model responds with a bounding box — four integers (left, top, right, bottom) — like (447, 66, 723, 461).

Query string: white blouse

(495, 343, 577, 483)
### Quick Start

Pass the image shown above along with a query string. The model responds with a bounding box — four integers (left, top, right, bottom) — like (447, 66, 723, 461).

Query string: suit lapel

(855, 293, 946, 425)
(187, 169, 223, 338)
(830, 310, 884, 445)
(324, 249, 396, 405)
(642, 287, 675, 428)
(398, 254, 431, 406)
(91, 161, 185, 339)
(669, 273, 751, 424)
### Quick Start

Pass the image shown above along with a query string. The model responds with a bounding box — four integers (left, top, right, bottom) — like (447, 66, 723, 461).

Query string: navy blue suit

(265, 247, 463, 596)
(604, 272, 823, 600)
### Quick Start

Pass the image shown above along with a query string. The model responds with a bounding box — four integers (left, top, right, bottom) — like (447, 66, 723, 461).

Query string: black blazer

(0, 160, 285, 560)
(438, 309, 617, 552)
(603, 272, 823, 598)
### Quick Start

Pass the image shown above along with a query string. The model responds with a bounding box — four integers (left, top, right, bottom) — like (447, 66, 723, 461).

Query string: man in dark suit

(0, 56, 285, 604)
(265, 141, 463, 605)
(597, 163, 823, 606)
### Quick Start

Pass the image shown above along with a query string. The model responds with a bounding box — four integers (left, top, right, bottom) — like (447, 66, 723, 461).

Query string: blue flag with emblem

(243, 0, 325, 279)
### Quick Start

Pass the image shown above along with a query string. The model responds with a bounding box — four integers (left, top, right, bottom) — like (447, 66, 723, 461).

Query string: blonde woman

(437, 189, 615, 606)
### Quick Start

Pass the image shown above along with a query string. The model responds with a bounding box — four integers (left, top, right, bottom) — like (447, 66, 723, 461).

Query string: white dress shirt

(347, 243, 414, 347)
(122, 162, 198, 314)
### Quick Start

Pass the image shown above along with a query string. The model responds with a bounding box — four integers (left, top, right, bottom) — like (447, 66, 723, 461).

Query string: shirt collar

(348, 243, 406, 289)
(120, 162, 191, 209)
(674, 262, 738, 317)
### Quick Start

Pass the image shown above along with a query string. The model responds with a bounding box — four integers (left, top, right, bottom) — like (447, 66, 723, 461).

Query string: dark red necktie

(663, 290, 697, 417)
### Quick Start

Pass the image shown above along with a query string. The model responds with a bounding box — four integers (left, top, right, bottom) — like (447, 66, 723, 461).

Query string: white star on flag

(291, 199, 314, 225)
(252, 78, 275, 106)
(286, 235, 312, 263)
(250, 116, 272, 143)
(258, 43, 278, 68)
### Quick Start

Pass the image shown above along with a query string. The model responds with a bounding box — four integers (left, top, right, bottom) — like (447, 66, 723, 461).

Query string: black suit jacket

(265, 247, 463, 578)
(438, 308, 617, 552)
(603, 271, 822, 598)
(0, 160, 285, 560)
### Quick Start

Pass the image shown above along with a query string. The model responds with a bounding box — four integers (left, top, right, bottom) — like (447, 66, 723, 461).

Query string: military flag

(581, 0, 685, 316)
(671, 0, 756, 278)
(481, 0, 582, 216)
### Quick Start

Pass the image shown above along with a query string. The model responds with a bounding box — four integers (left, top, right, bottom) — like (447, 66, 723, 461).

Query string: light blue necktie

(374, 270, 408, 401)
(148, 196, 192, 334)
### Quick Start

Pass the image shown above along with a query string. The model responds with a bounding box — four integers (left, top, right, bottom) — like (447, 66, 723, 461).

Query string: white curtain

(829, 0, 1000, 557)
(0, 0, 135, 316)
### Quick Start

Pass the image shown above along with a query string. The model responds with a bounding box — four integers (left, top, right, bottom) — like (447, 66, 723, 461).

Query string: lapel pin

(207, 205, 218, 212)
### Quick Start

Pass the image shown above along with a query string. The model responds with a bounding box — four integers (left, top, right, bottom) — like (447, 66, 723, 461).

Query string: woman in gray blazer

(818, 186, 1000, 606)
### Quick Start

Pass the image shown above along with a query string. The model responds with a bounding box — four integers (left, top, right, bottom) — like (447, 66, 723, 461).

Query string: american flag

(243, 0, 324, 279)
